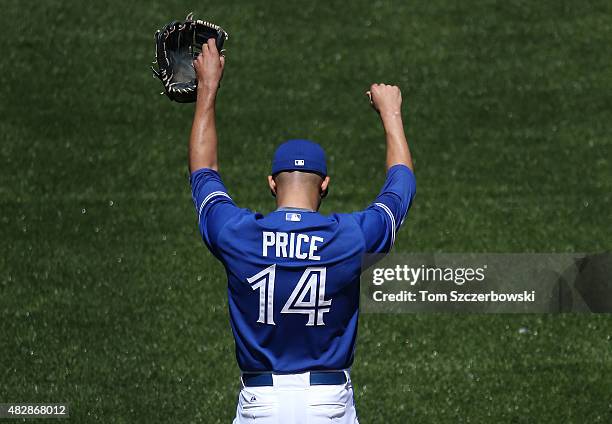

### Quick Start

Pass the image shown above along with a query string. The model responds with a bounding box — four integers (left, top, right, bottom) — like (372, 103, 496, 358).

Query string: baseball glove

(152, 13, 228, 103)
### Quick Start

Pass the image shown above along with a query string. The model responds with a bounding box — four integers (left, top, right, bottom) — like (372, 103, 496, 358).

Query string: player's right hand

(193, 38, 225, 91)
(366, 83, 402, 116)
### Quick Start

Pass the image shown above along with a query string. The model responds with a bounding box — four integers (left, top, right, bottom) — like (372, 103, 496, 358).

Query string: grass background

(1, 0, 611, 422)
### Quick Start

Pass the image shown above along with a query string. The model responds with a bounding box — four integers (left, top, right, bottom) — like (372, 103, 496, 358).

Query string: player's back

(217, 209, 366, 372)
(190, 164, 416, 373)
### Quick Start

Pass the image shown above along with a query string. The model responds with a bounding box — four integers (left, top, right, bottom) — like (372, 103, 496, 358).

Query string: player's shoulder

(254, 210, 362, 232)
(223, 208, 364, 231)
(323, 211, 373, 235)
(212, 207, 264, 243)
(227, 207, 264, 224)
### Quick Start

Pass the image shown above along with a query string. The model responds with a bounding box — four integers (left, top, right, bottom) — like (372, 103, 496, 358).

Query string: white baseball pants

(232, 370, 359, 424)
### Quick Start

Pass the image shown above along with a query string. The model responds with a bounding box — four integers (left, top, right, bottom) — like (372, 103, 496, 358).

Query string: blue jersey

(190, 165, 416, 373)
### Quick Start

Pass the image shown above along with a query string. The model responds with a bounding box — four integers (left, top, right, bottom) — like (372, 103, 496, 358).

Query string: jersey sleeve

(351, 164, 416, 253)
(190, 168, 241, 253)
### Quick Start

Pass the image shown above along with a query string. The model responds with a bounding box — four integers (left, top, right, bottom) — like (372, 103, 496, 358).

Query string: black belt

(242, 371, 347, 387)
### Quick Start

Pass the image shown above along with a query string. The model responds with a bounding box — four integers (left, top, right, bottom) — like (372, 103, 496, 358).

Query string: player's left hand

(194, 38, 226, 91)
(366, 83, 402, 116)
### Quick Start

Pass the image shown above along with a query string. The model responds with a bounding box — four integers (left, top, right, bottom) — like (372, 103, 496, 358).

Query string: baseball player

(189, 39, 415, 423)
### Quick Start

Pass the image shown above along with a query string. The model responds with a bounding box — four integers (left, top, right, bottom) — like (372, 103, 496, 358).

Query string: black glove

(152, 13, 228, 103)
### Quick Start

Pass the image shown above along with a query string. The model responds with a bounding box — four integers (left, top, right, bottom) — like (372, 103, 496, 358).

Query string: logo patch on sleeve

(285, 212, 302, 222)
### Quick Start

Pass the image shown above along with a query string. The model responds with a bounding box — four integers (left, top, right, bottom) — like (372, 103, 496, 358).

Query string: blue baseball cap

(271, 139, 327, 176)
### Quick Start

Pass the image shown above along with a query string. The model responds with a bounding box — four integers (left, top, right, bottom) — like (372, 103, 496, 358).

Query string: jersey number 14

(246, 265, 332, 326)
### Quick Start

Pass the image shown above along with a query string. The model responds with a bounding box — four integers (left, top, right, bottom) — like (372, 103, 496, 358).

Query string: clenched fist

(193, 38, 225, 91)
(366, 83, 402, 116)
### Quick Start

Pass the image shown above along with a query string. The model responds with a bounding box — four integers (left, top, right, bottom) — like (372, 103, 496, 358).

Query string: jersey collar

(275, 207, 316, 213)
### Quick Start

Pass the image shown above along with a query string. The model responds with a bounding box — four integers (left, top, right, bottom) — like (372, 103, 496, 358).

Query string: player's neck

(276, 195, 319, 212)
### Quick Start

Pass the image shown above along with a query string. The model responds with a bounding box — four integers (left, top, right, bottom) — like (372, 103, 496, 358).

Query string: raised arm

(367, 84, 414, 171)
(351, 84, 416, 254)
(189, 38, 226, 173)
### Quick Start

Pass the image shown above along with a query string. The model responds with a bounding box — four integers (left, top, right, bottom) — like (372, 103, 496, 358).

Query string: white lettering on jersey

(262, 231, 323, 261)
(262, 232, 275, 257)
(296, 234, 308, 259)
(309, 236, 323, 261)
(276, 232, 288, 257)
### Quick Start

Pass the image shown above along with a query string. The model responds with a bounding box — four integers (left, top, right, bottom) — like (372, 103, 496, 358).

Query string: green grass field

(2, 0, 612, 422)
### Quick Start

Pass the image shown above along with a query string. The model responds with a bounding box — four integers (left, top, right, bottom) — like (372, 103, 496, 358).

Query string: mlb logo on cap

(271, 139, 328, 176)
